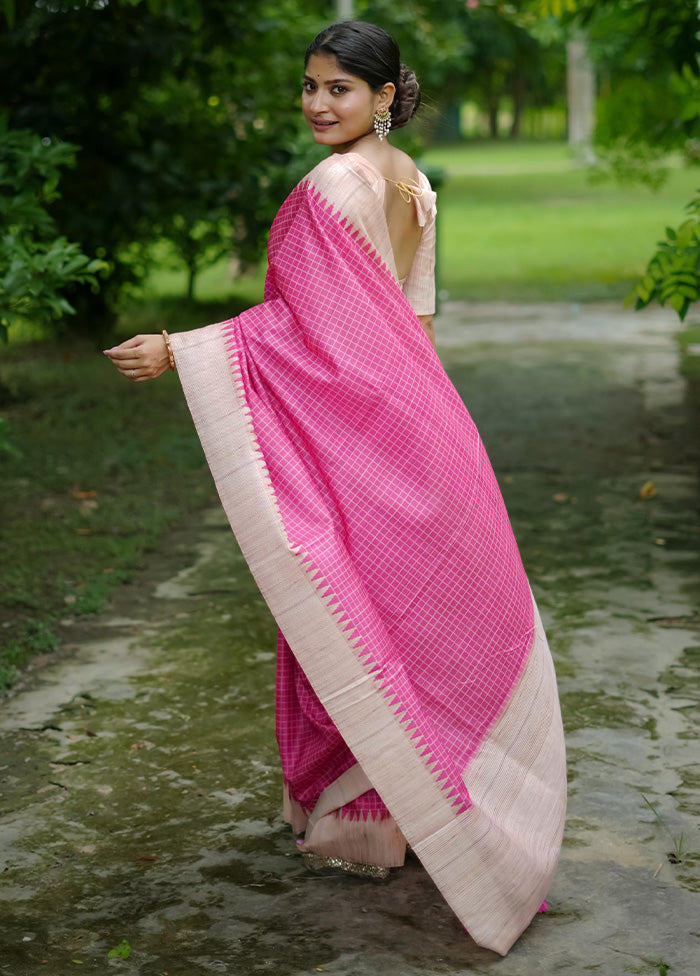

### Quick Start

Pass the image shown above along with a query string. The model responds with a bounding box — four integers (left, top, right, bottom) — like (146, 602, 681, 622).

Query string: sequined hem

(302, 851, 390, 880)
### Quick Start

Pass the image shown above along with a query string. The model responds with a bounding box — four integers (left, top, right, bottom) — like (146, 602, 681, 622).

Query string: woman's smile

(302, 53, 380, 151)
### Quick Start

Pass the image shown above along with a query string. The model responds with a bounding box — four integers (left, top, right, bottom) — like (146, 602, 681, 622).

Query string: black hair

(305, 21, 421, 129)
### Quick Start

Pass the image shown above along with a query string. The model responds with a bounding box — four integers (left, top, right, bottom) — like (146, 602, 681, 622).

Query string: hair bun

(391, 64, 421, 129)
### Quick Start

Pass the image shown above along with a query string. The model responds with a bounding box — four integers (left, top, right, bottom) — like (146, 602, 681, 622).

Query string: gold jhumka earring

(373, 108, 391, 141)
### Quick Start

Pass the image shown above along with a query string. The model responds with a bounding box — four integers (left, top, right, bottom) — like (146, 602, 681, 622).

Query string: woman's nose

(308, 89, 327, 113)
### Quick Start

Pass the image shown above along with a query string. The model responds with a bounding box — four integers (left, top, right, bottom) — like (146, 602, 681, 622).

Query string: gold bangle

(162, 329, 175, 371)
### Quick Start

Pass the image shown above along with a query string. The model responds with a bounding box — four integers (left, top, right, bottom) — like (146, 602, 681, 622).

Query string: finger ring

(130, 369, 135, 378)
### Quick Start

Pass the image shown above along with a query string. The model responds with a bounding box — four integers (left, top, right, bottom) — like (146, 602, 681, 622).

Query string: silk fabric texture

(170, 154, 567, 955)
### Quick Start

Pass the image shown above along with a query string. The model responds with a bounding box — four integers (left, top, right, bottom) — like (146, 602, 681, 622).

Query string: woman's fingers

(103, 334, 169, 383)
(105, 335, 143, 353)
(109, 355, 142, 368)
(103, 336, 145, 363)
(105, 348, 142, 364)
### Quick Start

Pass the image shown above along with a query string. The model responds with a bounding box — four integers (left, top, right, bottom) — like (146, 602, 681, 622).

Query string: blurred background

(1, 0, 699, 687)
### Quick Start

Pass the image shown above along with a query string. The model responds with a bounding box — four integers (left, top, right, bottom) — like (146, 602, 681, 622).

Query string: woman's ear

(376, 82, 396, 113)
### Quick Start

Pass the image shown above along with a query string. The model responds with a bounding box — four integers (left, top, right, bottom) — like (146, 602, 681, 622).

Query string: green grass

(0, 332, 219, 689)
(420, 141, 700, 302)
(145, 257, 267, 307)
(142, 141, 700, 307)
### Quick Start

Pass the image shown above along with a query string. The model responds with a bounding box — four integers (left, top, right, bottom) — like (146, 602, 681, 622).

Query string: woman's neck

(331, 131, 386, 156)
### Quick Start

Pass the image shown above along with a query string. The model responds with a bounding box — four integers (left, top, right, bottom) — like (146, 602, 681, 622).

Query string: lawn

(142, 141, 700, 307)
(420, 141, 700, 302)
(0, 331, 219, 688)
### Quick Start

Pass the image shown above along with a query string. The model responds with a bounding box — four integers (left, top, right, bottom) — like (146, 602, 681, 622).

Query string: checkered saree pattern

(170, 165, 566, 954)
(225, 176, 535, 810)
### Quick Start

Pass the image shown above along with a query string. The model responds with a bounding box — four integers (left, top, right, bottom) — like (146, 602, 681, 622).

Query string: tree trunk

(567, 31, 595, 156)
(509, 70, 526, 139)
(487, 96, 499, 139)
(186, 260, 197, 302)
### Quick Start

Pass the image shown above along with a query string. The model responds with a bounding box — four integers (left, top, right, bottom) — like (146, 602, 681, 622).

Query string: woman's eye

(331, 85, 347, 95)
(302, 81, 315, 93)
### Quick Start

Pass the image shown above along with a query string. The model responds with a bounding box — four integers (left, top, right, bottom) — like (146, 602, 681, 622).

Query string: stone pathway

(1, 303, 698, 975)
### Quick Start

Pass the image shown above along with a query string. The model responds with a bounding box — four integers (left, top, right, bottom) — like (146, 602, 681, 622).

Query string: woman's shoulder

(298, 150, 436, 224)
(302, 153, 382, 197)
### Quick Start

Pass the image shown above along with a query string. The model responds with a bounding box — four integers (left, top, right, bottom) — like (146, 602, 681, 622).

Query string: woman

(105, 21, 566, 956)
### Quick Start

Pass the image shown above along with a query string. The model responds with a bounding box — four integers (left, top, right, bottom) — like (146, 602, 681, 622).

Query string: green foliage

(0, 124, 107, 340)
(422, 142, 700, 302)
(0, 415, 20, 456)
(355, 0, 472, 99)
(629, 191, 700, 321)
(561, 0, 700, 179)
(0, 324, 220, 688)
(107, 940, 132, 960)
(535, 0, 700, 317)
(355, 1, 566, 141)
(535, 0, 577, 14)
(1, 0, 325, 334)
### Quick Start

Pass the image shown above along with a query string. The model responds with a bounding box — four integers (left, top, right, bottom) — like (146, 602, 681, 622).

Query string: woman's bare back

(352, 146, 424, 281)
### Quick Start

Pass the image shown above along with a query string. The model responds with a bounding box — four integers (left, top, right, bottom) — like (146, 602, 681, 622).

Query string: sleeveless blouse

(302, 151, 437, 316)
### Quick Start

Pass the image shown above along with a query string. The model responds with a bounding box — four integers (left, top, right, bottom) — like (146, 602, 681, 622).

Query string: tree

(0, 123, 107, 341)
(539, 0, 700, 179)
(538, 0, 700, 317)
(0, 0, 325, 336)
(356, 0, 566, 141)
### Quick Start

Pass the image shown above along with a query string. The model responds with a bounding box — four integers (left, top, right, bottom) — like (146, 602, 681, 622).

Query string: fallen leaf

(654, 538, 666, 546)
(64, 595, 77, 605)
(639, 480, 657, 499)
(553, 493, 568, 503)
(130, 741, 147, 751)
(107, 940, 131, 960)
(72, 488, 97, 499)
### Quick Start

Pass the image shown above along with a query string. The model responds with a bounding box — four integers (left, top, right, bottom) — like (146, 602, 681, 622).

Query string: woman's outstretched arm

(103, 334, 171, 382)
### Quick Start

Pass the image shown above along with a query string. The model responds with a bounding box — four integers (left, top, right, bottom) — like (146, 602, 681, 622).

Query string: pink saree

(170, 154, 566, 956)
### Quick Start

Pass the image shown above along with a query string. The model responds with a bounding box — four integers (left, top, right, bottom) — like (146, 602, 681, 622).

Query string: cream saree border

(169, 323, 566, 955)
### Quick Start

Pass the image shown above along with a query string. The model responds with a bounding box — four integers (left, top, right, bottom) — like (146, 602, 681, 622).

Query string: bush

(0, 123, 107, 341)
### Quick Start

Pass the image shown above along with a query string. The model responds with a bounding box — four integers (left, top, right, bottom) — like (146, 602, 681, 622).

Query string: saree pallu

(170, 158, 567, 956)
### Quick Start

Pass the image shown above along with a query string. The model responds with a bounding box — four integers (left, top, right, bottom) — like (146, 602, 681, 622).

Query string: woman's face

(302, 53, 393, 151)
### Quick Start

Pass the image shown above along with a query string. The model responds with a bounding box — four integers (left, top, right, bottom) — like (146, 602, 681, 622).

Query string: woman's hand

(103, 334, 171, 382)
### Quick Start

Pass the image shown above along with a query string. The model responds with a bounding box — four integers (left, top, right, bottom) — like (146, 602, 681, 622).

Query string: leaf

(2, 0, 15, 29)
(107, 940, 132, 960)
(669, 293, 687, 315)
(639, 480, 657, 500)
